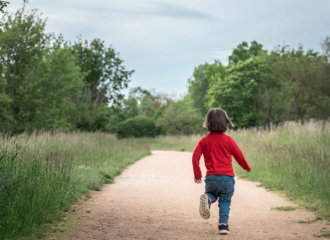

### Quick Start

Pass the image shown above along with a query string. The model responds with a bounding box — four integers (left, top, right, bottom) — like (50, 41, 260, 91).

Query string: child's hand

(194, 178, 202, 184)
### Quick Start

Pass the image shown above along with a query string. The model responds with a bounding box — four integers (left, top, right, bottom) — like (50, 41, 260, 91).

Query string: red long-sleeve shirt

(192, 132, 251, 179)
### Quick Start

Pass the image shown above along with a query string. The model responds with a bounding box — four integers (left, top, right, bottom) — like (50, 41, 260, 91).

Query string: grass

(140, 120, 330, 220)
(271, 206, 297, 211)
(298, 216, 323, 223)
(0, 132, 150, 240)
(1, 120, 330, 239)
(314, 232, 330, 238)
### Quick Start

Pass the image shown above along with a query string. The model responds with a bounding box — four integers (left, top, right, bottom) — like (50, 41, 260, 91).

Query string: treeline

(112, 39, 330, 136)
(186, 40, 330, 129)
(0, 2, 133, 134)
(1, 3, 329, 137)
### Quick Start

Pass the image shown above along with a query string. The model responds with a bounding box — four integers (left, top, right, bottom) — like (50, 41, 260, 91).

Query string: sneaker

(218, 223, 230, 235)
(199, 194, 210, 219)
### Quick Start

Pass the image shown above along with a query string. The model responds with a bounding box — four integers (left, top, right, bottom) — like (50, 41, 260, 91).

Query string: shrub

(114, 116, 160, 138)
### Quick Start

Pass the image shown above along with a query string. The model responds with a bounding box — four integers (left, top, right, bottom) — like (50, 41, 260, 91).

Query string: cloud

(73, 1, 217, 21)
(142, 1, 217, 21)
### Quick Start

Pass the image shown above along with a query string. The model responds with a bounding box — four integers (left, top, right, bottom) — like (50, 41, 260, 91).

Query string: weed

(314, 232, 330, 238)
(272, 206, 297, 211)
(298, 216, 323, 223)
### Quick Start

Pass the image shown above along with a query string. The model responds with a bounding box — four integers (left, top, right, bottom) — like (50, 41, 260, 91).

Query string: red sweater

(192, 132, 251, 179)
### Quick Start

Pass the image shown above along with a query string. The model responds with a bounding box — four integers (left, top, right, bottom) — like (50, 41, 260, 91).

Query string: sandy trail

(59, 151, 329, 240)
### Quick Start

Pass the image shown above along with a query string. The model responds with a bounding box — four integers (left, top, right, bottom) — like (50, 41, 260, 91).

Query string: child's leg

(205, 192, 217, 203)
(199, 176, 218, 219)
(205, 176, 219, 203)
(217, 177, 235, 224)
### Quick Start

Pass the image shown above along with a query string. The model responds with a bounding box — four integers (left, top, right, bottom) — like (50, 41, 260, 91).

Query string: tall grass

(231, 121, 330, 219)
(0, 132, 150, 240)
(142, 121, 330, 220)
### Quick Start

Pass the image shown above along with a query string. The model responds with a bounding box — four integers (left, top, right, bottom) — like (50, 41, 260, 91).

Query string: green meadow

(0, 132, 150, 239)
(1, 121, 329, 239)
(142, 121, 330, 220)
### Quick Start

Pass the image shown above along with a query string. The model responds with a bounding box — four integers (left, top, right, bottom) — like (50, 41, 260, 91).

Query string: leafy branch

(0, 1, 9, 13)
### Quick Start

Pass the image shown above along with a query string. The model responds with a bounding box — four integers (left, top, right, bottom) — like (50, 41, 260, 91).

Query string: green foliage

(187, 40, 330, 129)
(0, 132, 150, 239)
(0, 4, 52, 132)
(187, 63, 211, 115)
(208, 56, 272, 128)
(0, 2, 132, 133)
(228, 40, 265, 65)
(108, 87, 172, 132)
(70, 38, 133, 105)
(0, 0, 9, 13)
(113, 116, 160, 138)
(267, 45, 330, 122)
(156, 99, 206, 135)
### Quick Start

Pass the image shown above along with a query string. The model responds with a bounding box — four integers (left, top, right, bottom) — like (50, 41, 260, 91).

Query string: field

(1, 121, 329, 239)
(139, 121, 330, 220)
(0, 132, 150, 239)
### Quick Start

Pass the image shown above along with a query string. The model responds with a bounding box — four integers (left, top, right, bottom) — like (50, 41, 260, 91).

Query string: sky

(5, 0, 330, 96)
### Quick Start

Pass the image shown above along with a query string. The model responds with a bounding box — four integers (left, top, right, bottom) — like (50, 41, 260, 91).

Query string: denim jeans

(204, 175, 235, 223)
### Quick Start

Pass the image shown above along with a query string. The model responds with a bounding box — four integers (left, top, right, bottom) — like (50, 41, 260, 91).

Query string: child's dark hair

(203, 108, 234, 133)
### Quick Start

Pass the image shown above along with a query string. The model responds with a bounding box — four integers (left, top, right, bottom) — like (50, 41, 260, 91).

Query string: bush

(113, 116, 160, 138)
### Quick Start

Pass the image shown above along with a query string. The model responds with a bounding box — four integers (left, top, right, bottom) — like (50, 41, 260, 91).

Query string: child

(192, 108, 251, 235)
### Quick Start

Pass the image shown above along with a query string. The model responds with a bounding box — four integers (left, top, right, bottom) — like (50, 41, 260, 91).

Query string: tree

(156, 99, 205, 135)
(187, 63, 212, 115)
(228, 41, 265, 65)
(208, 56, 274, 128)
(0, 3, 53, 132)
(0, 0, 9, 13)
(322, 36, 330, 62)
(140, 91, 171, 119)
(70, 38, 133, 105)
(0, 3, 92, 132)
(267, 45, 330, 122)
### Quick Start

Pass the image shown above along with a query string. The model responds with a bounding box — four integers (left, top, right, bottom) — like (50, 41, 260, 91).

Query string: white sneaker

(199, 194, 210, 219)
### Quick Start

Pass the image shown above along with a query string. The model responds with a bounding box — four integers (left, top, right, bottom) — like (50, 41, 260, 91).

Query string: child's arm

(230, 138, 251, 172)
(192, 141, 203, 182)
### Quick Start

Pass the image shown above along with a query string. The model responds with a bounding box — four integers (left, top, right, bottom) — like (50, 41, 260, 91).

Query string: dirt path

(55, 151, 329, 240)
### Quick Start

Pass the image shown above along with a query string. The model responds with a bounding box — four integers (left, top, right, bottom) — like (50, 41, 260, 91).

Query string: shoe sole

(199, 194, 210, 219)
(219, 230, 230, 235)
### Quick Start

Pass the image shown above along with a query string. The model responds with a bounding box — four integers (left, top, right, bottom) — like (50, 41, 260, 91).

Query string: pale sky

(5, 0, 330, 96)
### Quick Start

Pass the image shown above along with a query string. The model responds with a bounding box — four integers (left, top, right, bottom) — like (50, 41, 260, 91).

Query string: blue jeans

(204, 175, 235, 223)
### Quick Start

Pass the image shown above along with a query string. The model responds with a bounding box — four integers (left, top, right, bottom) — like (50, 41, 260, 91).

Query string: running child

(192, 108, 251, 235)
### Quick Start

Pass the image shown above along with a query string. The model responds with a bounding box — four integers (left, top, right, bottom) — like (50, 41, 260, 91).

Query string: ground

(49, 151, 330, 240)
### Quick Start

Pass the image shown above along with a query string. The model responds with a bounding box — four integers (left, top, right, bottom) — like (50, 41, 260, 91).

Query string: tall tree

(187, 61, 225, 115)
(228, 41, 265, 65)
(268, 45, 330, 122)
(0, 2, 88, 132)
(0, 2, 52, 132)
(70, 38, 133, 105)
(208, 55, 275, 128)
